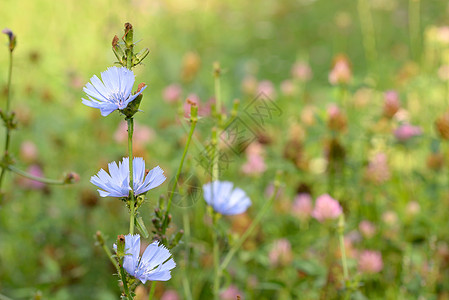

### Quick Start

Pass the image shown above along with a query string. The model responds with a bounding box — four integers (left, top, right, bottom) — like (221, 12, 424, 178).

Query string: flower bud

(2, 28, 16, 52)
(383, 90, 400, 118)
(64, 172, 80, 184)
(115, 234, 126, 257)
(121, 83, 146, 118)
(123, 22, 133, 47)
(435, 112, 449, 140)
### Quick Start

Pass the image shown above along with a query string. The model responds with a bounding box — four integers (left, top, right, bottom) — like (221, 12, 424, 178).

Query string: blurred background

(2, 0, 449, 299)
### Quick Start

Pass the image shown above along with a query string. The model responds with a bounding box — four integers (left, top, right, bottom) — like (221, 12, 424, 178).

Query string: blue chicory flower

(114, 234, 176, 283)
(82, 66, 146, 116)
(203, 180, 251, 215)
(90, 157, 166, 197)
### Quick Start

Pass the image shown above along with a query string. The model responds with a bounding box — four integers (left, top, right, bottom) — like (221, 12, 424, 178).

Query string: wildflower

(327, 104, 347, 132)
(82, 66, 146, 116)
(203, 181, 251, 215)
(268, 238, 293, 267)
(19, 141, 38, 163)
(365, 153, 390, 184)
(394, 124, 422, 142)
(435, 112, 449, 140)
(329, 55, 352, 85)
(383, 91, 400, 118)
(312, 194, 342, 222)
(359, 220, 376, 238)
(91, 157, 165, 197)
(291, 61, 312, 82)
(162, 84, 182, 103)
(114, 234, 176, 283)
(2, 28, 16, 52)
(280, 80, 296, 97)
(358, 250, 383, 274)
(292, 193, 313, 220)
(257, 80, 276, 100)
(220, 285, 243, 300)
(242, 142, 267, 176)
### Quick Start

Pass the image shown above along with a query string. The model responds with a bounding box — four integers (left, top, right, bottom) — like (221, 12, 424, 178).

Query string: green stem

(127, 117, 135, 235)
(182, 212, 193, 300)
(164, 116, 197, 229)
(338, 214, 349, 280)
(219, 174, 282, 272)
(212, 214, 220, 300)
(0, 51, 13, 191)
(357, 0, 377, 68)
(148, 281, 156, 300)
(409, 0, 421, 61)
(119, 263, 133, 300)
(7, 165, 67, 185)
(101, 243, 120, 274)
(211, 128, 218, 182)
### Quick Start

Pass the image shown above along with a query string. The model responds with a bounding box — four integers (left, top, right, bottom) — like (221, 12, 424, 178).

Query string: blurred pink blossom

(19, 140, 38, 163)
(161, 290, 180, 300)
(163, 84, 182, 103)
(257, 80, 276, 100)
(242, 142, 266, 175)
(329, 57, 352, 85)
(241, 75, 258, 95)
(394, 124, 422, 142)
(365, 153, 390, 184)
(183, 94, 200, 118)
(382, 211, 398, 226)
(312, 194, 343, 222)
(291, 61, 312, 82)
(436, 26, 449, 45)
(17, 165, 46, 190)
(383, 90, 400, 118)
(358, 250, 383, 274)
(292, 193, 313, 220)
(406, 201, 420, 216)
(280, 80, 295, 97)
(220, 285, 243, 300)
(241, 155, 266, 175)
(359, 220, 377, 238)
(269, 238, 293, 267)
(114, 121, 155, 149)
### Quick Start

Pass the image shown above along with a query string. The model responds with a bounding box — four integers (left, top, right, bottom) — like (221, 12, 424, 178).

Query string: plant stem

(409, 0, 421, 61)
(148, 281, 156, 300)
(119, 263, 133, 300)
(182, 212, 193, 300)
(163, 115, 197, 232)
(338, 214, 349, 280)
(0, 51, 14, 191)
(127, 117, 135, 235)
(212, 214, 220, 300)
(357, 0, 377, 68)
(219, 173, 282, 272)
(7, 165, 67, 185)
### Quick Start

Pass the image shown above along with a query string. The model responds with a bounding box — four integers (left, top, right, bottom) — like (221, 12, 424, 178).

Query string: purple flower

(394, 124, 422, 142)
(90, 157, 165, 197)
(203, 181, 251, 215)
(114, 234, 176, 283)
(82, 66, 146, 116)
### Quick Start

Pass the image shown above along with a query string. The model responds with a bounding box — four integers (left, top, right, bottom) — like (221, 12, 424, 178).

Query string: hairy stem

(0, 51, 13, 191)
(7, 165, 67, 185)
(127, 117, 135, 235)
